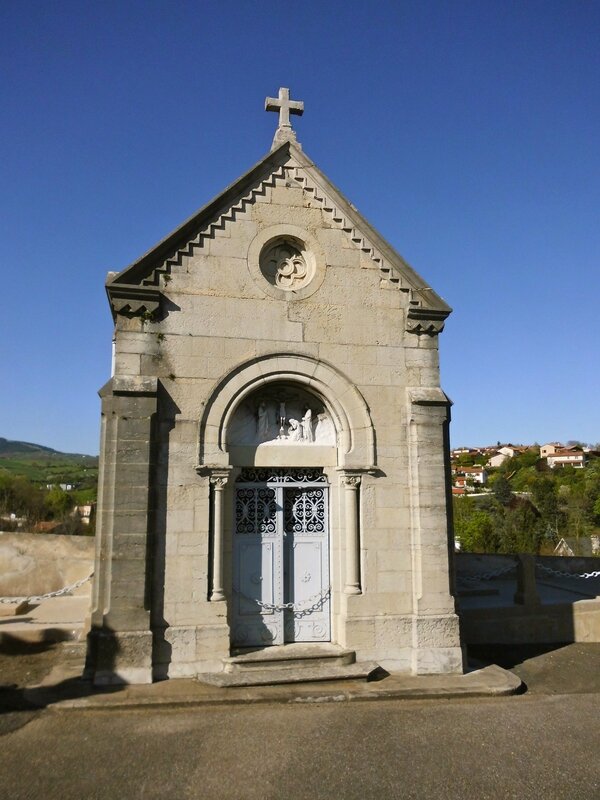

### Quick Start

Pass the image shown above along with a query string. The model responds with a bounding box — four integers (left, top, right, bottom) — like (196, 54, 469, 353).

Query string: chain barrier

(233, 586, 330, 616)
(458, 564, 517, 583)
(536, 563, 600, 581)
(458, 562, 600, 584)
(0, 572, 94, 605)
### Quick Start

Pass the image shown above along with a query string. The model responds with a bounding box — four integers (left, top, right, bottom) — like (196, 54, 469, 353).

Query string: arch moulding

(197, 353, 375, 471)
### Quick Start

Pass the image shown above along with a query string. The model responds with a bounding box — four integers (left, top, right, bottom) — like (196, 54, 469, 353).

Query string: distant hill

(0, 438, 97, 462)
(0, 438, 98, 484)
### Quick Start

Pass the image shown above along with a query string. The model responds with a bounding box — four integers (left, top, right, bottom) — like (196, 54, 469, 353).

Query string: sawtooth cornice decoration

(405, 306, 448, 336)
(107, 284, 161, 319)
(284, 154, 450, 324)
(288, 165, 407, 291)
(139, 165, 287, 288)
(105, 142, 451, 334)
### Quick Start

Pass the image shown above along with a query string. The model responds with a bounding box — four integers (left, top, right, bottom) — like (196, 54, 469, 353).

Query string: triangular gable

(107, 142, 451, 331)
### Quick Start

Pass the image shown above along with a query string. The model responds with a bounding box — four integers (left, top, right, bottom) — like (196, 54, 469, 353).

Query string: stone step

(197, 660, 380, 688)
(224, 644, 355, 673)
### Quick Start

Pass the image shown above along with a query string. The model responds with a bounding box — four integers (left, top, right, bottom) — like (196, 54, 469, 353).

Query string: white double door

(232, 469, 330, 647)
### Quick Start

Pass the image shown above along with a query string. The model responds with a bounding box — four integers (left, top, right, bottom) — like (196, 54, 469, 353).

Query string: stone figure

(257, 402, 269, 440)
(278, 401, 287, 438)
(301, 408, 314, 443)
(314, 413, 326, 442)
(288, 419, 303, 441)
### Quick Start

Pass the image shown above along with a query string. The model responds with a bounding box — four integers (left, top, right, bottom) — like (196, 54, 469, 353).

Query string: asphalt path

(1, 643, 600, 800)
(1, 691, 599, 800)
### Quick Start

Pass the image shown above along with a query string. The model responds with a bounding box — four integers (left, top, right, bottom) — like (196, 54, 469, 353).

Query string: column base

(411, 613, 465, 675)
(87, 628, 154, 685)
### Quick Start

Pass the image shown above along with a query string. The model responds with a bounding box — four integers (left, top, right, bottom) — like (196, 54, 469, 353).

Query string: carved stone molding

(407, 388, 451, 408)
(405, 307, 449, 336)
(106, 284, 162, 319)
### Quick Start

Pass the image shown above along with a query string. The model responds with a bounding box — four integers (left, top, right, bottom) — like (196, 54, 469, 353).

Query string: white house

(546, 450, 586, 469)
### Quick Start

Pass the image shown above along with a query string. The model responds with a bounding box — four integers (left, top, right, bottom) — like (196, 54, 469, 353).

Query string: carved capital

(209, 469, 232, 490)
(340, 472, 362, 489)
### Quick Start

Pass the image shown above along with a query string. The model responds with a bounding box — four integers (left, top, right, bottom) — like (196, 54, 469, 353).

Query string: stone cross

(265, 87, 304, 149)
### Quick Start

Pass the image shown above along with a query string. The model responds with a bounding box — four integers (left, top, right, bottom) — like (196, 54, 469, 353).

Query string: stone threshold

(23, 664, 522, 712)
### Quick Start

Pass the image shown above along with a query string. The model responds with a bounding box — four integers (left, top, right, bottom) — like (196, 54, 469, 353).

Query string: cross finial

(265, 87, 304, 150)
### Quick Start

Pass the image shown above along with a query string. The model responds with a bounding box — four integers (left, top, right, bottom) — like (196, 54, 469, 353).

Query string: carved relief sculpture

(227, 386, 336, 448)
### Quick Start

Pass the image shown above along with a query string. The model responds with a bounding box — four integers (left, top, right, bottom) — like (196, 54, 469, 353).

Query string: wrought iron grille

(235, 487, 277, 535)
(236, 468, 327, 484)
(284, 488, 326, 534)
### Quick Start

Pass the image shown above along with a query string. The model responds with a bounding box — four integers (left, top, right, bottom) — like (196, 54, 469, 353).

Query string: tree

(531, 477, 560, 528)
(461, 510, 500, 553)
(500, 502, 544, 554)
(593, 496, 600, 525)
(492, 474, 513, 506)
(453, 497, 502, 553)
(0, 473, 46, 522)
(45, 487, 74, 519)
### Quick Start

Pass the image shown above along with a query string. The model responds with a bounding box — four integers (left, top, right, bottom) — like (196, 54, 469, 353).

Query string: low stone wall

(456, 552, 600, 644)
(460, 599, 600, 644)
(0, 532, 95, 598)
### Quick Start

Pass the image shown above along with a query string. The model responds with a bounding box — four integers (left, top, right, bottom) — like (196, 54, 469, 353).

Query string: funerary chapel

(87, 88, 464, 684)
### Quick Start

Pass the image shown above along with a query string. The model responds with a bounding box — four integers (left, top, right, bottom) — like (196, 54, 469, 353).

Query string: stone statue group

(257, 401, 315, 443)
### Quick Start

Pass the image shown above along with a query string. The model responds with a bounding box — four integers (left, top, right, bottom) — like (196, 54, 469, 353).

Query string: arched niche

(198, 354, 375, 470)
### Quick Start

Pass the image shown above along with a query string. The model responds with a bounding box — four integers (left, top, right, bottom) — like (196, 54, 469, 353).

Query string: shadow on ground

(0, 638, 123, 722)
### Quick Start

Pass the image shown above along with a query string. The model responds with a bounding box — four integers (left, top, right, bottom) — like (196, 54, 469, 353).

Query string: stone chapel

(87, 88, 464, 684)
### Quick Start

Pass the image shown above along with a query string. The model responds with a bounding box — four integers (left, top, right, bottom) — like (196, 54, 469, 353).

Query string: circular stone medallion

(247, 225, 326, 301)
(260, 237, 313, 292)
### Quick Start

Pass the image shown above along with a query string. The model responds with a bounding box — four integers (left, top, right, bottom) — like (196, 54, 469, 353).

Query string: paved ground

(0, 643, 599, 799)
(1, 691, 599, 799)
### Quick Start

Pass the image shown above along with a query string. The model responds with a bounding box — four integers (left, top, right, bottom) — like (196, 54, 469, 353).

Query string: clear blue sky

(1, 0, 598, 454)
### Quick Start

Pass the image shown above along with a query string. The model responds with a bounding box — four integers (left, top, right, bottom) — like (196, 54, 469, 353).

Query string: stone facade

(87, 94, 463, 683)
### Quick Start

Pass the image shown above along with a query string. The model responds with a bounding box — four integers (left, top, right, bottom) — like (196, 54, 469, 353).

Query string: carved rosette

(259, 237, 313, 292)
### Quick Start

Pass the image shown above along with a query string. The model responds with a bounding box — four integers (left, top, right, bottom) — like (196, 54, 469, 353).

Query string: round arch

(198, 353, 375, 470)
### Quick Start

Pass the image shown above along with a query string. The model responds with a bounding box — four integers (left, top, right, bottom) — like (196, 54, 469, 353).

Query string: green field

(0, 457, 98, 486)
(0, 438, 98, 487)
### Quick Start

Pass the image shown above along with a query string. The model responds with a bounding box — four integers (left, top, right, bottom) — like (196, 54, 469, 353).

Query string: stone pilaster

(87, 376, 158, 685)
(407, 388, 464, 675)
